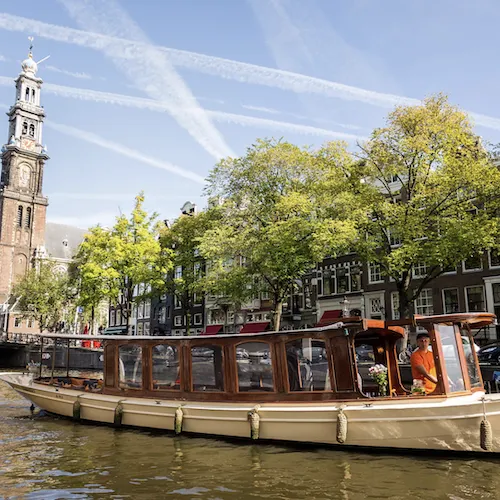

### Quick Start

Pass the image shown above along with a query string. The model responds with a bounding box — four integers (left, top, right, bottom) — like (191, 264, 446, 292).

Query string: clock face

(21, 138, 35, 151)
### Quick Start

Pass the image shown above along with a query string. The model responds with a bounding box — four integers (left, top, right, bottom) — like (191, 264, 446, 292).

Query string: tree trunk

(397, 285, 413, 352)
(90, 306, 95, 335)
(186, 310, 191, 336)
(273, 299, 283, 331)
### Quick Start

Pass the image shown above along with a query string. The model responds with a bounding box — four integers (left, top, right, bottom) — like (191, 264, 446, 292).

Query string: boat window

(460, 327, 481, 389)
(435, 324, 465, 392)
(119, 345, 143, 390)
(152, 344, 180, 390)
(354, 338, 389, 397)
(286, 339, 330, 392)
(191, 346, 224, 392)
(236, 342, 274, 392)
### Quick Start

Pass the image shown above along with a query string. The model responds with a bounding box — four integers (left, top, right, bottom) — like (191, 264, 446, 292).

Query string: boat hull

(2, 372, 500, 454)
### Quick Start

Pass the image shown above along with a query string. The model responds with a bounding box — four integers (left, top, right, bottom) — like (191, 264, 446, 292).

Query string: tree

(348, 94, 500, 319)
(70, 225, 113, 334)
(75, 193, 172, 332)
(201, 138, 359, 331)
(159, 210, 215, 335)
(13, 260, 72, 333)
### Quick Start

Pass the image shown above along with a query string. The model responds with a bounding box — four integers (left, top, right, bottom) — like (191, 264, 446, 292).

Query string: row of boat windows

(118, 339, 330, 393)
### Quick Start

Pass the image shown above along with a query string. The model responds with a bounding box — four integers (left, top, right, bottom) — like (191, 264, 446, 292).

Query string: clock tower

(0, 46, 49, 303)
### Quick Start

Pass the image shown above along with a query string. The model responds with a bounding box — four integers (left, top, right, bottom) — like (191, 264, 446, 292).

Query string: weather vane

(28, 36, 34, 53)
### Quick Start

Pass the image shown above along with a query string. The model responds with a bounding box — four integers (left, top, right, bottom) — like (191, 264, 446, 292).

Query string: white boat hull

(2, 372, 500, 454)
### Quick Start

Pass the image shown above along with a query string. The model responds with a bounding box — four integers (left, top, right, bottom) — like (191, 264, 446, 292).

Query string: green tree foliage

(75, 193, 172, 331)
(201, 139, 359, 330)
(13, 261, 71, 333)
(159, 210, 215, 335)
(349, 94, 500, 318)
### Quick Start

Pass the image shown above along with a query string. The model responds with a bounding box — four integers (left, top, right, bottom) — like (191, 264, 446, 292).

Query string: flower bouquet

(368, 364, 388, 396)
(411, 379, 426, 395)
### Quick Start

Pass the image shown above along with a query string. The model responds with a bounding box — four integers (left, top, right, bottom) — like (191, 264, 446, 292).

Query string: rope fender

(336, 406, 348, 444)
(114, 401, 124, 426)
(175, 406, 184, 435)
(72, 396, 81, 420)
(480, 397, 493, 451)
(248, 404, 261, 440)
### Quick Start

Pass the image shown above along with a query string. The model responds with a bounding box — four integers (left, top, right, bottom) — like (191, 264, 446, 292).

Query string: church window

(29, 124, 35, 137)
(22, 121, 28, 135)
(25, 207, 32, 228)
(25, 87, 30, 101)
(31, 89, 35, 103)
(17, 206, 23, 227)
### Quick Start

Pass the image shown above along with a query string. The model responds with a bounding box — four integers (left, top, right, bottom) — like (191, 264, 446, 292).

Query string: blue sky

(0, 0, 499, 228)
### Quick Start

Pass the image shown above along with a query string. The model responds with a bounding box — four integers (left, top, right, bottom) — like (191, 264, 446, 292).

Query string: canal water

(1, 382, 499, 499)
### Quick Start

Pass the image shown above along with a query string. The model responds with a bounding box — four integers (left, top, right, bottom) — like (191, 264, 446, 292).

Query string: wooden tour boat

(1, 312, 500, 454)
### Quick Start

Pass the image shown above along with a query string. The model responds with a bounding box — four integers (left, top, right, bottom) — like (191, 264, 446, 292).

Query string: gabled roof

(44, 222, 87, 260)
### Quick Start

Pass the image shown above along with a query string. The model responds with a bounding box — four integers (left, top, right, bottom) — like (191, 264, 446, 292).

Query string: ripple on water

(2, 381, 500, 499)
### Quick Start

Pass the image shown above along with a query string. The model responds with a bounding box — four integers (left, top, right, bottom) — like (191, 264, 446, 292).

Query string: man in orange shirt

(410, 332, 437, 394)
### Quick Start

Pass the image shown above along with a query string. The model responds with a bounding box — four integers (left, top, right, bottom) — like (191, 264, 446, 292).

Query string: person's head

(416, 332, 431, 350)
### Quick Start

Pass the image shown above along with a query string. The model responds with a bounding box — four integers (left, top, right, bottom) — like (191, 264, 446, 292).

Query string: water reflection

(1, 381, 500, 499)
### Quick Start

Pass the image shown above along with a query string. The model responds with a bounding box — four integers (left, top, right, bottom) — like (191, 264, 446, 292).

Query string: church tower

(0, 44, 49, 303)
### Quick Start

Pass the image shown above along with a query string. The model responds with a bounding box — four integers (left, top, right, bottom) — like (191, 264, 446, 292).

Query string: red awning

(240, 322, 270, 334)
(201, 324, 223, 335)
(316, 310, 342, 326)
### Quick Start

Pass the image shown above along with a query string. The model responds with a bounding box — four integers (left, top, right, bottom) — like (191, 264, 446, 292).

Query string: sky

(0, 0, 499, 229)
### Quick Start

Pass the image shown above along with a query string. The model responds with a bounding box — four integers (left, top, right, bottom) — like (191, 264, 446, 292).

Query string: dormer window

(29, 124, 35, 137)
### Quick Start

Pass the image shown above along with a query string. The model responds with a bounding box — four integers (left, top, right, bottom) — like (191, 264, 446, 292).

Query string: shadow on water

(1, 381, 500, 499)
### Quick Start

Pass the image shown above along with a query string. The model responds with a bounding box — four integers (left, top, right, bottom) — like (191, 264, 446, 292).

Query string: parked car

(478, 342, 500, 365)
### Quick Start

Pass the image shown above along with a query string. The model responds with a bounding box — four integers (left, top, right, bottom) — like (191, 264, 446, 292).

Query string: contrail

(0, 13, 498, 131)
(55, 0, 234, 161)
(46, 121, 206, 184)
(0, 101, 205, 183)
(0, 77, 365, 141)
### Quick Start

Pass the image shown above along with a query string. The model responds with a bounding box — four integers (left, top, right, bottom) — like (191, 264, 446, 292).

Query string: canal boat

(1, 312, 500, 454)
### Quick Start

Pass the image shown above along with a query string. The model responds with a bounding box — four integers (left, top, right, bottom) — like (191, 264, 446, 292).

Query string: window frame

(189, 343, 226, 393)
(283, 336, 333, 394)
(234, 340, 276, 393)
(150, 342, 182, 392)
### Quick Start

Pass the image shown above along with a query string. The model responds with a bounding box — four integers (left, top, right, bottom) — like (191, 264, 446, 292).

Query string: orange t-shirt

(410, 350, 437, 394)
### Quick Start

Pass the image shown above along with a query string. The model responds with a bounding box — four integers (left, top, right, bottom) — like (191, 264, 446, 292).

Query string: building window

(465, 286, 485, 312)
(463, 255, 482, 272)
(415, 289, 433, 316)
(489, 250, 500, 269)
(116, 309, 121, 325)
(391, 292, 400, 320)
(144, 300, 151, 319)
(137, 323, 144, 335)
(321, 264, 361, 296)
(166, 305, 171, 319)
(492, 283, 500, 320)
(144, 322, 150, 335)
(412, 263, 427, 279)
(25, 87, 30, 101)
(443, 288, 459, 314)
(110, 310, 115, 326)
(17, 206, 23, 227)
(175, 266, 182, 279)
(159, 306, 166, 324)
(138, 303, 144, 319)
(368, 263, 383, 284)
(22, 121, 28, 135)
(31, 89, 35, 103)
(25, 207, 32, 228)
(14, 317, 22, 328)
(193, 313, 202, 325)
(174, 316, 183, 327)
(174, 294, 182, 309)
(29, 124, 35, 137)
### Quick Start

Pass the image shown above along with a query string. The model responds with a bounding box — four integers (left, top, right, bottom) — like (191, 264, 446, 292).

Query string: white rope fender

(337, 405, 348, 444)
(72, 395, 81, 420)
(114, 400, 124, 426)
(248, 404, 261, 440)
(480, 397, 493, 451)
(174, 406, 184, 435)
